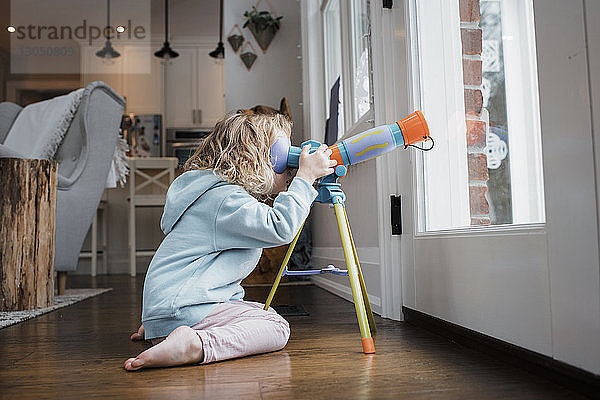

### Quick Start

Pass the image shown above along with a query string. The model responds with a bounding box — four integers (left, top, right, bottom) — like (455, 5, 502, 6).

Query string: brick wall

(460, 0, 490, 225)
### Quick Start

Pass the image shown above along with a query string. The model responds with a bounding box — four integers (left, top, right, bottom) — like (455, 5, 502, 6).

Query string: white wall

(165, 0, 220, 39)
(587, 0, 600, 370)
(588, 0, 600, 257)
(223, 0, 304, 143)
(310, 159, 383, 314)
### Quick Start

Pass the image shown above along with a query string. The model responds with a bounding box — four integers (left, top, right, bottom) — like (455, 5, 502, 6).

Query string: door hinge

(391, 195, 402, 235)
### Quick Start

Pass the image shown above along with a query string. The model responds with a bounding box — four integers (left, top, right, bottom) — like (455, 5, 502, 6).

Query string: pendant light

(155, 0, 179, 59)
(209, 0, 225, 59)
(96, 0, 120, 60)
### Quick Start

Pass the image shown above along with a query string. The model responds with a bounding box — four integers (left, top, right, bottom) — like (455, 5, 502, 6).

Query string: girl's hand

(295, 144, 338, 185)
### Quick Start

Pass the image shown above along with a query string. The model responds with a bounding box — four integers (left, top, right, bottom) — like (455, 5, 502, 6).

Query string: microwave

(166, 128, 210, 167)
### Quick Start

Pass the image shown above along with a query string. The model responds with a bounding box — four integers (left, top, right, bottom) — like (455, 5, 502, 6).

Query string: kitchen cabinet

(164, 46, 225, 128)
(81, 44, 163, 115)
(81, 43, 224, 127)
(80, 45, 124, 96)
(122, 46, 164, 115)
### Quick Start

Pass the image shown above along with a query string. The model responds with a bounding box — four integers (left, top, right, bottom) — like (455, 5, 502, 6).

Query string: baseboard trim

(312, 275, 382, 315)
(403, 307, 600, 399)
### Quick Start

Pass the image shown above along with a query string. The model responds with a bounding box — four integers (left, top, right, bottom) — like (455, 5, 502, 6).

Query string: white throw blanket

(106, 136, 129, 188)
(4, 88, 128, 187)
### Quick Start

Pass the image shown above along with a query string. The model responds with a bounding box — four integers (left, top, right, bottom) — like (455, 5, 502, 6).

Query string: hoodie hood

(160, 170, 228, 234)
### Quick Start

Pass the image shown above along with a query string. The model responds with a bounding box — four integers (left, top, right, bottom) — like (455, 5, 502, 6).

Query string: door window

(414, 0, 545, 231)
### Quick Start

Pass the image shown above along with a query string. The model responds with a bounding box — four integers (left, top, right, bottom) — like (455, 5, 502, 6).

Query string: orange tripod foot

(361, 337, 376, 354)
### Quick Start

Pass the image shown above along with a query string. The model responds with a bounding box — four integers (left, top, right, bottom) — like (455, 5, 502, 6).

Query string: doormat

(273, 304, 309, 317)
(0, 288, 112, 329)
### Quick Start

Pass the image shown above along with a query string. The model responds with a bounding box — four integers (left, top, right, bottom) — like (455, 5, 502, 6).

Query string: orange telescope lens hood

(397, 111, 430, 146)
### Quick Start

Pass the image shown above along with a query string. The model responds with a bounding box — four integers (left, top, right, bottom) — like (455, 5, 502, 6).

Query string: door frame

(370, 1, 409, 321)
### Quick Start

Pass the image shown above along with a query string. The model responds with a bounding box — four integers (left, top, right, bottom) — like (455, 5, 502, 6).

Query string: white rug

(0, 288, 112, 329)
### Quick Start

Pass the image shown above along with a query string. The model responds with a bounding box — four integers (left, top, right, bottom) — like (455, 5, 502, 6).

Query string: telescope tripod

(264, 173, 377, 354)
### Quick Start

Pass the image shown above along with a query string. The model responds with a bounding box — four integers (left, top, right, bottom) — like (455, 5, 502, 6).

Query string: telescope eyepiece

(270, 136, 291, 174)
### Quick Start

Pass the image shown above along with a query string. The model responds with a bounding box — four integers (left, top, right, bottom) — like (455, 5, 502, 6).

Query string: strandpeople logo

(9, 20, 147, 45)
(10, 0, 151, 74)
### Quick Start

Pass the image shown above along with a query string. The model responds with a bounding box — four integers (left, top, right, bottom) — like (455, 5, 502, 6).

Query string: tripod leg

(264, 221, 306, 311)
(343, 206, 376, 336)
(334, 203, 375, 354)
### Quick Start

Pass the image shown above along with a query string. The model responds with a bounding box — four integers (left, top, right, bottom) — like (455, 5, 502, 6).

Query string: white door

(165, 47, 197, 127)
(381, 0, 600, 374)
(196, 53, 225, 128)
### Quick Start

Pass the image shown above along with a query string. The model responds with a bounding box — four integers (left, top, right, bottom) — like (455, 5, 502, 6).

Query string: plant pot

(240, 51, 257, 70)
(247, 23, 277, 53)
(227, 34, 244, 52)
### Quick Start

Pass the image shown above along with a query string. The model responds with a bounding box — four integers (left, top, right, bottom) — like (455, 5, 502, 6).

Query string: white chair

(79, 193, 108, 276)
(127, 157, 178, 276)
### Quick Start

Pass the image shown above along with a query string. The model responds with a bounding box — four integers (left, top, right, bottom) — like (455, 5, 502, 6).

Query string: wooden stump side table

(0, 158, 57, 311)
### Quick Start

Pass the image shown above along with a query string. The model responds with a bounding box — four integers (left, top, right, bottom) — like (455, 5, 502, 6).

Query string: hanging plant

(243, 6, 283, 53)
(227, 34, 245, 52)
(240, 42, 258, 70)
(227, 24, 245, 53)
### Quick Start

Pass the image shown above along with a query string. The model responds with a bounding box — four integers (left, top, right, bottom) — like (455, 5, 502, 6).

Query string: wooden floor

(0, 275, 588, 399)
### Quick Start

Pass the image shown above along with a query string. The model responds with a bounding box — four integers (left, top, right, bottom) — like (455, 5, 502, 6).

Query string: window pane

(481, 0, 512, 224)
(351, 0, 371, 121)
(323, 0, 344, 138)
(415, 0, 544, 232)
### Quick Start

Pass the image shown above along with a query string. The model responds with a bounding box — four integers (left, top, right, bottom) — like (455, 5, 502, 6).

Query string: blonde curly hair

(184, 112, 292, 200)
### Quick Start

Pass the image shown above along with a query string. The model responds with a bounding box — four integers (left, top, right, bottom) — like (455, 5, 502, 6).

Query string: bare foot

(124, 326, 204, 371)
(130, 324, 145, 341)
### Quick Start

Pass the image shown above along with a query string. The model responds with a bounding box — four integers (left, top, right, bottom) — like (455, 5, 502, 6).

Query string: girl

(124, 111, 336, 370)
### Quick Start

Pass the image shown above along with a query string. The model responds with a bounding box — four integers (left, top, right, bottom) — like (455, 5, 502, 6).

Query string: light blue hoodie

(142, 169, 318, 339)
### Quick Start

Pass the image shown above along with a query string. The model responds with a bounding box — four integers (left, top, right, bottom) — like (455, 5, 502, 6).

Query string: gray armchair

(0, 81, 125, 293)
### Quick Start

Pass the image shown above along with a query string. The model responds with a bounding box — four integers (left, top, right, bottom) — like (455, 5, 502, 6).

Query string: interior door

(398, 0, 600, 374)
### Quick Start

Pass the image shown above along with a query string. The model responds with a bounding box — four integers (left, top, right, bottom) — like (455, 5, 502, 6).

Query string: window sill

(414, 222, 546, 239)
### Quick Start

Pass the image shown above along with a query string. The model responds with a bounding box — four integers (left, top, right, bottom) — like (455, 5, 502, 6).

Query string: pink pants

(190, 300, 290, 364)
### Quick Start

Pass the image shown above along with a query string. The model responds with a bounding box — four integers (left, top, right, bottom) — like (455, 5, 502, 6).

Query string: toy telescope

(271, 111, 431, 175)
(265, 111, 431, 354)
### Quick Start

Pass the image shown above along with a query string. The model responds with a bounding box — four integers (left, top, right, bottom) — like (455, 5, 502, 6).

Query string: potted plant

(227, 34, 245, 52)
(240, 42, 258, 70)
(243, 6, 283, 53)
(227, 24, 245, 53)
